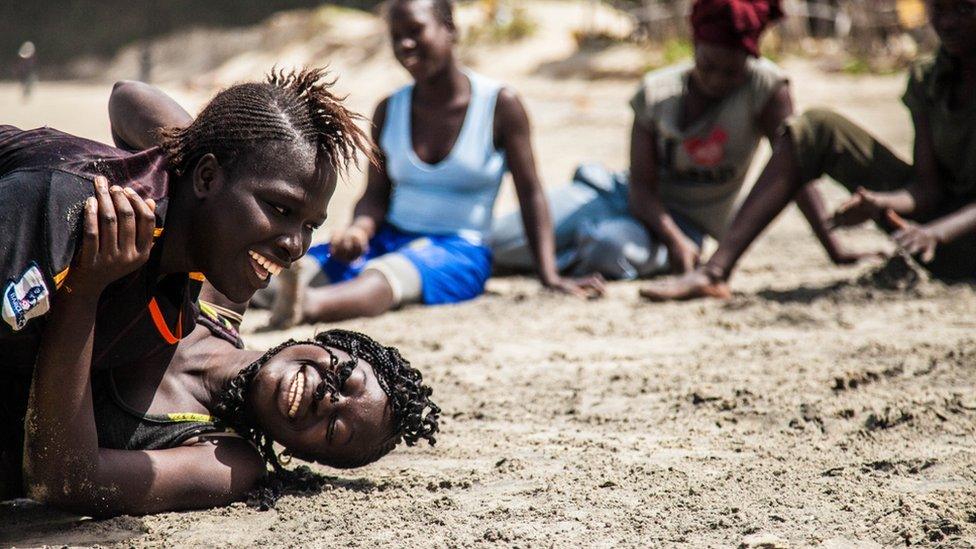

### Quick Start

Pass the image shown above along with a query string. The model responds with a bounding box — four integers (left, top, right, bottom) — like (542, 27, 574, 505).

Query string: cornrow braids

(386, 0, 456, 29)
(318, 329, 440, 450)
(159, 67, 376, 181)
(212, 329, 440, 506)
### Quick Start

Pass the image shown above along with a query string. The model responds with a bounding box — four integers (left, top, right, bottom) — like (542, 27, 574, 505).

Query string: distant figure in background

(261, 0, 605, 328)
(490, 0, 871, 281)
(17, 41, 36, 102)
(640, 0, 976, 301)
(139, 41, 153, 83)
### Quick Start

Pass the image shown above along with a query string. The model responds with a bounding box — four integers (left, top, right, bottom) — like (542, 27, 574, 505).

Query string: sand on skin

(1, 3, 974, 546)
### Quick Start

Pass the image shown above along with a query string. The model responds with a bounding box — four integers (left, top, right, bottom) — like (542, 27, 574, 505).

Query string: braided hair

(213, 329, 440, 474)
(159, 67, 376, 180)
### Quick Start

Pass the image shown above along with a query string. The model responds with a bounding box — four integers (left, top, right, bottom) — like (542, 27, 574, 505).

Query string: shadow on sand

(753, 255, 937, 305)
(0, 499, 147, 547)
(0, 468, 382, 545)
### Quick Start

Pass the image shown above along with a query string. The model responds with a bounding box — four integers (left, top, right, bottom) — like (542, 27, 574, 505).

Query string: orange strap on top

(148, 297, 183, 345)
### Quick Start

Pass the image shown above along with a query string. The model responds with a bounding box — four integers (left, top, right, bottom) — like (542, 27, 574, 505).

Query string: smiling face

(691, 41, 750, 99)
(247, 343, 394, 466)
(388, 0, 457, 81)
(928, 0, 976, 58)
(188, 144, 335, 303)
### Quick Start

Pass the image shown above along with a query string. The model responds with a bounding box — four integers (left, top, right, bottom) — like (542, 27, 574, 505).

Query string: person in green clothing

(640, 0, 976, 301)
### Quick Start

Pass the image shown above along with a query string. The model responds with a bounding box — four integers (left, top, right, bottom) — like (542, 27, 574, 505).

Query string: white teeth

(287, 370, 305, 418)
(249, 250, 283, 278)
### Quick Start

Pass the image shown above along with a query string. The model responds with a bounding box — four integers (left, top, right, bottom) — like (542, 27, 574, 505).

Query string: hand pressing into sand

(329, 225, 371, 263)
(886, 210, 938, 263)
(829, 187, 886, 228)
(544, 273, 606, 299)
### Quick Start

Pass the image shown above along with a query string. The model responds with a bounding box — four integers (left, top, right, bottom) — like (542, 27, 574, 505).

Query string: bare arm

(350, 99, 393, 237)
(328, 100, 393, 262)
(628, 119, 700, 273)
(495, 88, 604, 297)
(495, 89, 559, 285)
(927, 202, 976, 243)
(885, 109, 944, 217)
(108, 80, 193, 150)
(888, 202, 976, 264)
(23, 178, 263, 516)
(757, 85, 878, 264)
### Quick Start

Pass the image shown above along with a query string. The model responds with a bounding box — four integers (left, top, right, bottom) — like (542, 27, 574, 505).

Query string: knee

(797, 108, 850, 139)
(801, 107, 839, 125)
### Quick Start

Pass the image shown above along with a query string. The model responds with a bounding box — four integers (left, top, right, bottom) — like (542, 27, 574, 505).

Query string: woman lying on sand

(640, 0, 976, 301)
(257, 0, 605, 327)
(6, 185, 438, 516)
(490, 0, 872, 280)
(0, 69, 388, 511)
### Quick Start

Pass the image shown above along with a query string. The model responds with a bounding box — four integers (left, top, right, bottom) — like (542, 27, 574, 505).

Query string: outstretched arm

(887, 202, 976, 263)
(496, 88, 604, 297)
(329, 99, 393, 263)
(108, 80, 192, 150)
(23, 177, 263, 516)
(628, 119, 700, 273)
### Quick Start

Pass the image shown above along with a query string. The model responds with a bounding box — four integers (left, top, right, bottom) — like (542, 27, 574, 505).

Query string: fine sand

(1, 3, 975, 547)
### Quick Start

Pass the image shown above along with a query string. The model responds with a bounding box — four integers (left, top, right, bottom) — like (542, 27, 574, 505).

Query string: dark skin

(23, 179, 264, 517)
(17, 85, 387, 516)
(108, 80, 335, 305)
(639, 0, 976, 301)
(23, 191, 392, 515)
(629, 42, 868, 276)
(309, 0, 605, 322)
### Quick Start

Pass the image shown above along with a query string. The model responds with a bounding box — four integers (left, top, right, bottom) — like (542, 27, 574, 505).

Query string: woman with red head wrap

(692, 0, 784, 57)
(491, 0, 869, 281)
(642, 0, 976, 301)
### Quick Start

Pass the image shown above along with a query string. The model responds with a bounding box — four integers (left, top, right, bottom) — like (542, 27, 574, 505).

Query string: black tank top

(92, 301, 245, 450)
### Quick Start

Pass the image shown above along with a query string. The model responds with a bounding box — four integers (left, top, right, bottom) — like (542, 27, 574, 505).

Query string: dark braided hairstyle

(159, 67, 376, 180)
(213, 329, 440, 475)
(386, 0, 456, 29)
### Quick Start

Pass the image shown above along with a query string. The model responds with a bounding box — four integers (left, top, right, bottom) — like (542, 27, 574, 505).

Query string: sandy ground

(2, 2, 975, 547)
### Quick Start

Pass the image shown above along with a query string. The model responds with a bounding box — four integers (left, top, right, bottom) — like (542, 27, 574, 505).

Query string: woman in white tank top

(267, 0, 604, 327)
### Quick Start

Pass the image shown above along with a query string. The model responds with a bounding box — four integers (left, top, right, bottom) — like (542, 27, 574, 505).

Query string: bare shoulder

(371, 97, 392, 141)
(373, 96, 391, 123)
(494, 86, 531, 135)
(495, 87, 525, 116)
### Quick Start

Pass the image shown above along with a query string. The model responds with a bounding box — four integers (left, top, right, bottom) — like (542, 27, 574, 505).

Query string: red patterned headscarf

(691, 0, 784, 57)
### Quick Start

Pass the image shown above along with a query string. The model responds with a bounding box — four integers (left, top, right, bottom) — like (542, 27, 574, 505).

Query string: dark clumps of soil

(246, 466, 337, 510)
(857, 254, 927, 291)
(864, 407, 914, 431)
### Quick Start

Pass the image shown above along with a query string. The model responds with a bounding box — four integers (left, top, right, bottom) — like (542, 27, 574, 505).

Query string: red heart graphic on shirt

(683, 127, 728, 167)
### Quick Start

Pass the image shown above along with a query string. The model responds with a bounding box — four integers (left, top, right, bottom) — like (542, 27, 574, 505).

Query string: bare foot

(265, 257, 315, 330)
(638, 269, 731, 302)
